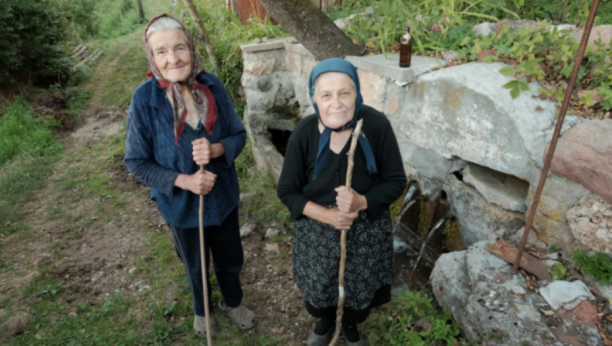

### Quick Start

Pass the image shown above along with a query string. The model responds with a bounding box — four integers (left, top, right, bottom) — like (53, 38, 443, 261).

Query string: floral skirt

(293, 207, 394, 311)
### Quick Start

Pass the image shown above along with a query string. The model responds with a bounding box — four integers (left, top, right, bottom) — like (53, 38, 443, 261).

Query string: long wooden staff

(330, 119, 364, 346)
(198, 165, 213, 346)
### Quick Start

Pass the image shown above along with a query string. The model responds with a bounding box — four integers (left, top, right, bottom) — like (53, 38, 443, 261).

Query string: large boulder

(390, 62, 575, 185)
(431, 242, 603, 346)
(570, 25, 612, 50)
(549, 119, 612, 204)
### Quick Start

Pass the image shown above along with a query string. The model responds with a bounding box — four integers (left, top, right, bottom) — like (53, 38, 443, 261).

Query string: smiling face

(148, 28, 192, 83)
(314, 72, 357, 129)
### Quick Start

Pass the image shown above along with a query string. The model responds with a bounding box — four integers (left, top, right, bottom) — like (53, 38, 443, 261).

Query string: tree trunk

(182, 0, 219, 72)
(136, 0, 145, 21)
(257, 0, 361, 60)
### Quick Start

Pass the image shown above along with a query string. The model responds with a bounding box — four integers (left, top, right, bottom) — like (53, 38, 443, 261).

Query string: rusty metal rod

(513, 0, 601, 273)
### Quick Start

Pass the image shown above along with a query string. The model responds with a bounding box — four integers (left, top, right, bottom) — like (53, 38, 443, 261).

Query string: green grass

(84, 32, 151, 107)
(9, 271, 142, 346)
(83, 0, 179, 107)
(235, 139, 291, 227)
(0, 99, 63, 237)
(0, 98, 61, 165)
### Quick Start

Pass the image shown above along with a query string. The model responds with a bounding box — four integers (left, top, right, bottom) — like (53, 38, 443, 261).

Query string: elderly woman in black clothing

(277, 58, 407, 346)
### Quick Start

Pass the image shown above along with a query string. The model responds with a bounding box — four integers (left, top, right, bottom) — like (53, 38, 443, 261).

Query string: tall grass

(0, 99, 60, 166)
(0, 99, 63, 237)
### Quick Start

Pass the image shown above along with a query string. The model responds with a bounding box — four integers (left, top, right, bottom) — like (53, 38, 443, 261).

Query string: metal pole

(513, 0, 601, 273)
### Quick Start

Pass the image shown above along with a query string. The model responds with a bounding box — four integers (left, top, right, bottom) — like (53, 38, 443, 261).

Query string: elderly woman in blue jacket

(124, 14, 255, 339)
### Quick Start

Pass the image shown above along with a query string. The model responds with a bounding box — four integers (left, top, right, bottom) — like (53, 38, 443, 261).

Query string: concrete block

(346, 54, 446, 83)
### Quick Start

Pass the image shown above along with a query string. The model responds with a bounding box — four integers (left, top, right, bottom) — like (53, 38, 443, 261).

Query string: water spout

(409, 215, 451, 279)
(402, 183, 418, 206)
(394, 195, 427, 232)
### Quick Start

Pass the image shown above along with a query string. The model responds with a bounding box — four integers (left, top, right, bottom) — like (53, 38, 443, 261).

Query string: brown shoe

(219, 301, 256, 330)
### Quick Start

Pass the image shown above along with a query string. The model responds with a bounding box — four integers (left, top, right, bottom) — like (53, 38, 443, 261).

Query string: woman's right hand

(176, 170, 217, 195)
(327, 207, 358, 231)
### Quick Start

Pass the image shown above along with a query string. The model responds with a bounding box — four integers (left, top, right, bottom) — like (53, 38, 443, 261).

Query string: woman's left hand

(335, 186, 367, 214)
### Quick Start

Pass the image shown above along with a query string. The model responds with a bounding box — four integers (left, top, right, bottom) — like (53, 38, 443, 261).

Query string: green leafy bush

(46, 0, 99, 40)
(573, 249, 612, 285)
(0, 0, 72, 88)
(372, 290, 463, 345)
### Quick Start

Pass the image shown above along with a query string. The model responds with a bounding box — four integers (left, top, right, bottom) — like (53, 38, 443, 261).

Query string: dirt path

(0, 30, 320, 346)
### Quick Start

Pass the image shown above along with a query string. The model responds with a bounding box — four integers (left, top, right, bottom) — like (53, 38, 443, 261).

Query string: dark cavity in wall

(267, 128, 292, 157)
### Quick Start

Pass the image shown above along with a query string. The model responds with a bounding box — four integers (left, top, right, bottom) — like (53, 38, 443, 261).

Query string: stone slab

(463, 163, 529, 213)
(283, 41, 316, 58)
(240, 39, 286, 53)
(346, 54, 446, 83)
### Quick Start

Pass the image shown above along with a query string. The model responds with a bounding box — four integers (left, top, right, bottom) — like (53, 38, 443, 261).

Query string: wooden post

(137, 0, 145, 21)
(330, 119, 363, 346)
(182, 0, 219, 72)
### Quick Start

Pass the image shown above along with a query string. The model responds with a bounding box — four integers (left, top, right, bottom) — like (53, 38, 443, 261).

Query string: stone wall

(240, 39, 611, 251)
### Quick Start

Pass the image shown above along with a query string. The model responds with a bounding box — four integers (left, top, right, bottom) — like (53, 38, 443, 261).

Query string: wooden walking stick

(330, 119, 364, 346)
(198, 165, 213, 346)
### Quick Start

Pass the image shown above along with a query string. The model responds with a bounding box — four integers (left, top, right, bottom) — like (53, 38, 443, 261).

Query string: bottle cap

(406, 26, 411, 32)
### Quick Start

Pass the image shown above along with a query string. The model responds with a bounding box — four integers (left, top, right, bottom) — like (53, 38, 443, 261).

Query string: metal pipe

(513, 0, 601, 273)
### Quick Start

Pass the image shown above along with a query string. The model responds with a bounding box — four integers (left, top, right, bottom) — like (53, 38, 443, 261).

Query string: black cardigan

(277, 105, 407, 221)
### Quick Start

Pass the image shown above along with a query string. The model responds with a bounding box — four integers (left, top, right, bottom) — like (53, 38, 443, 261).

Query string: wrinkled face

(148, 28, 192, 83)
(314, 72, 356, 129)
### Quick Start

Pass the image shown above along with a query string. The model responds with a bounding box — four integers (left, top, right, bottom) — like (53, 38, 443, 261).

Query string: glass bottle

(399, 27, 412, 68)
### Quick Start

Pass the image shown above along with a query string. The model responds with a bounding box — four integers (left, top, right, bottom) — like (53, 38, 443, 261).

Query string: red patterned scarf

(143, 14, 217, 144)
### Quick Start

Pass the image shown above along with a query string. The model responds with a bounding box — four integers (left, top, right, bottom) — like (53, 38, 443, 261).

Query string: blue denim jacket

(124, 72, 246, 228)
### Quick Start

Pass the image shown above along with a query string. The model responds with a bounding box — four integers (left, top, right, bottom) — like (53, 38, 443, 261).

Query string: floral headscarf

(144, 14, 217, 144)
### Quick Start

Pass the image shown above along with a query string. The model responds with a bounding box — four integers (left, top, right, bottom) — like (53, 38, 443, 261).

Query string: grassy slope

(0, 1, 286, 345)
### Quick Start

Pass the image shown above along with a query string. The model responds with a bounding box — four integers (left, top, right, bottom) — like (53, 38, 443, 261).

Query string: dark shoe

(345, 336, 367, 346)
(306, 327, 334, 346)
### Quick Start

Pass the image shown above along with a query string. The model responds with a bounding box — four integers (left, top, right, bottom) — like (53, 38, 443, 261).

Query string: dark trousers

(168, 207, 244, 317)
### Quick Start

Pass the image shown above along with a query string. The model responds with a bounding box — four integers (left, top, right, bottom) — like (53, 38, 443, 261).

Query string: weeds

(0, 99, 60, 165)
(367, 290, 464, 345)
(0, 99, 62, 237)
(573, 249, 612, 285)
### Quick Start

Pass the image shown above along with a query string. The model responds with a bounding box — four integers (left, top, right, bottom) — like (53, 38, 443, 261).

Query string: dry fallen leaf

(541, 309, 556, 316)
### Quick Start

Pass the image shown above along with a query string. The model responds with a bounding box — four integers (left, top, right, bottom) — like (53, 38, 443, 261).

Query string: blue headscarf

(309, 58, 378, 180)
